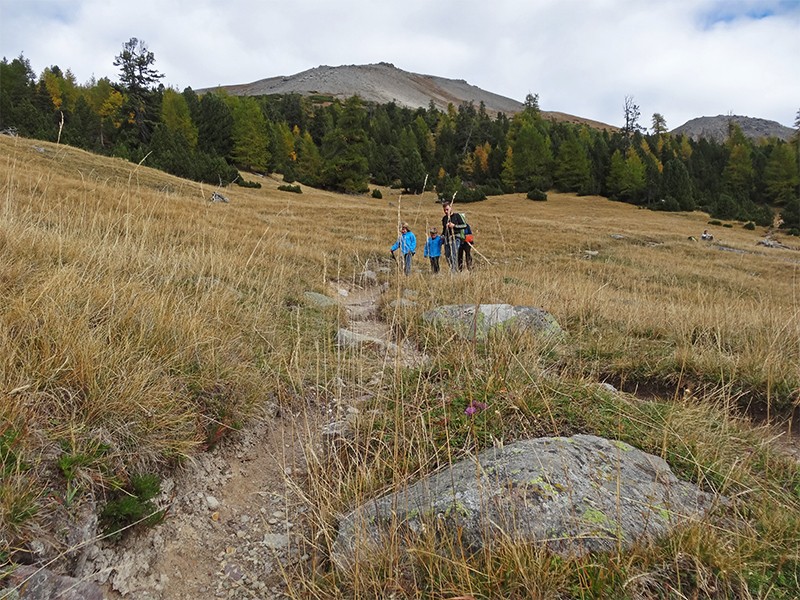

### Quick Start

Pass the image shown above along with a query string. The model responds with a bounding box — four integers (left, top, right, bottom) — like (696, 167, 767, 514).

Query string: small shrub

(708, 220, 722, 226)
(100, 474, 164, 539)
(277, 184, 302, 194)
(371, 189, 383, 199)
(527, 189, 548, 201)
(743, 221, 756, 230)
(723, 223, 733, 228)
(236, 179, 262, 189)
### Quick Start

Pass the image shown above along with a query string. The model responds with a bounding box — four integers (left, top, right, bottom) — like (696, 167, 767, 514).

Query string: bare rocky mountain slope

(671, 114, 795, 142)
(199, 62, 617, 129)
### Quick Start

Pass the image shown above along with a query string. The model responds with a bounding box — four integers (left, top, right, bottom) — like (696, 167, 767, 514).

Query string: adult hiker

(390, 222, 417, 275)
(441, 201, 469, 272)
(423, 227, 445, 273)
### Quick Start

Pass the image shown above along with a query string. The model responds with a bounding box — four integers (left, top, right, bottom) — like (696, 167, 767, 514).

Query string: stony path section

(88, 276, 421, 599)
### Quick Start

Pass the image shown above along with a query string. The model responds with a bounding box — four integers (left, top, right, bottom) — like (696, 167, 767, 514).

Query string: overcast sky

(1, 0, 798, 130)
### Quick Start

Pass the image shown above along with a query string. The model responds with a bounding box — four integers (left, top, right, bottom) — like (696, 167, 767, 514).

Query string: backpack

(459, 213, 474, 244)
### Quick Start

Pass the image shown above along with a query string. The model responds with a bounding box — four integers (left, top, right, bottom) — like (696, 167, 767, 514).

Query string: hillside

(199, 62, 617, 130)
(671, 114, 795, 142)
(1, 135, 799, 599)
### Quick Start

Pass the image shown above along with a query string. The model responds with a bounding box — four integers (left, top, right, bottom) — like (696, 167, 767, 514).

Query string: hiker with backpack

(390, 222, 417, 275)
(441, 201, 472, 272)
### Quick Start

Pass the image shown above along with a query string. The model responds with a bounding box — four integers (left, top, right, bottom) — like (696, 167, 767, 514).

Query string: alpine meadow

(1, 130, 799, 598)
(1, 39, 800, 599)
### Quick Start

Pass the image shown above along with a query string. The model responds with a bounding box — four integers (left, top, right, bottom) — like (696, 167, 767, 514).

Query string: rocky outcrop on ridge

(671, 115, 795, 142)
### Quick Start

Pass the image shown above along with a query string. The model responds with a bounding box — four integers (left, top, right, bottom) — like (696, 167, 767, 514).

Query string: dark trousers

(444, 237, 460, 272)
(429, 257, 440, 273)
(458, 242, 472, 271)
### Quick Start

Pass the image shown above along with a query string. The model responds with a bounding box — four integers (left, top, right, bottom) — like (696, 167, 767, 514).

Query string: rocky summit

(671, 114, 795, 142)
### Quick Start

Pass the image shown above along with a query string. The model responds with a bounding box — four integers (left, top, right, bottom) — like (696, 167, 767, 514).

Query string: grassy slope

(1, 135, 798, 598)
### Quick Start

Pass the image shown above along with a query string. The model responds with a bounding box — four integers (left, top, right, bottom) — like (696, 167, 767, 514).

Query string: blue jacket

(424, 235, 444, 258)
(391, 230, 417, 255)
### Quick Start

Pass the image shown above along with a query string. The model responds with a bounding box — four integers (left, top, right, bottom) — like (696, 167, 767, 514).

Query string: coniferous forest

(2, 39, 799, 232)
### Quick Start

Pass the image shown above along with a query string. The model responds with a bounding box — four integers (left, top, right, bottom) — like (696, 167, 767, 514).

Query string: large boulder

(332, 435, 716, 569)
(422, 304, 564, 342)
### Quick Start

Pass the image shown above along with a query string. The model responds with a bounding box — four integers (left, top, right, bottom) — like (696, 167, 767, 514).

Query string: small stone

(206, 495, 220, 510)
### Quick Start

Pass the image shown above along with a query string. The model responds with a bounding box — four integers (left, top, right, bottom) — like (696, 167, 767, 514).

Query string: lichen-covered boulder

(332, 435, 717, 570)
(422, 304, 564, 342)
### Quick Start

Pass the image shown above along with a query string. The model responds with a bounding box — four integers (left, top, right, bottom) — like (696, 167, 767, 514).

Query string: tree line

(2, 39, 799, 232)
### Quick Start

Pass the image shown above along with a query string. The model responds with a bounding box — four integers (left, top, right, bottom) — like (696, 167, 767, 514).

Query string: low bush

(527, 189, 548, 201)
(278, 184, 302, 194)
(236, 179, 262, 189)
(371, 189, 383, 199)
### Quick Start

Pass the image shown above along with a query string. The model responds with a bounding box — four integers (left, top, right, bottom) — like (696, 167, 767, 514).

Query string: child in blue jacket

(390, 222, 417, 275)
(423, 228, 445, 273)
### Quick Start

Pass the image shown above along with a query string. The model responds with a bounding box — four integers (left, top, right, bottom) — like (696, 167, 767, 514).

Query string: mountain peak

(198, 63, 616, 129)
(671, 114, 794, 142)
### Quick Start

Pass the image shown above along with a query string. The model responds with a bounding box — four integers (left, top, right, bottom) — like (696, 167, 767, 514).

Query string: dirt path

(90, 277, 417, 599)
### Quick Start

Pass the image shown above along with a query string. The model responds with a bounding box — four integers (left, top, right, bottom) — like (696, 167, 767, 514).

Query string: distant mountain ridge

(199, 62, 617, 130)
(200, 63, 793, 140)
(670, 115, 794, 143)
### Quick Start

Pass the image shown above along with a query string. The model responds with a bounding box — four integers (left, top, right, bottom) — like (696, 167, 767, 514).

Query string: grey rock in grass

(422, 304, 564, 342)
(332, 435, 716, 570)
(388, 298, 416, 309)
(2, 565, 104, 600)
(335, 328, 397, 355)
(304, 291, 338, 308)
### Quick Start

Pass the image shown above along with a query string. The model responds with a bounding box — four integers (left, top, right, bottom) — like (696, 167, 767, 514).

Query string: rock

(303, 291, 338, 308)
(206, 495, 221, 510)
(334, 328, 388, 353)
(360, 270, 378, 286)
(757, 238, 791, 249)
(332, 435, 717, 570)
(422, 304, 564, 342)
(2, 565, 104, 600)
(261, 534, 290, 549)
(388, 298, 416, 309)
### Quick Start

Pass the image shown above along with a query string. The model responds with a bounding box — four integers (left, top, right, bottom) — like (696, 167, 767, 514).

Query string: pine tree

(161, 88, 198, 149)
(112, 38, 164, 144)
(553, 133, 591, 193)
(663, 159, 694, 210)
(229, 96, 270, 173)
(320, 97, 370, 193)
(764, 143, 799, 205)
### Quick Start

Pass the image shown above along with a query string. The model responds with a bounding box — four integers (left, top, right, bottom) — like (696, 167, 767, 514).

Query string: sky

(1, 0, 798, 130)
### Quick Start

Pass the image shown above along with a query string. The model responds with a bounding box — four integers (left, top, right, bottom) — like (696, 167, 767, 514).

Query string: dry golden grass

(1, 134, 799, 597)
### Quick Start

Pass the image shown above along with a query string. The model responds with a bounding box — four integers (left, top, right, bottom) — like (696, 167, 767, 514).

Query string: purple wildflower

(465, 401, 488, 416)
